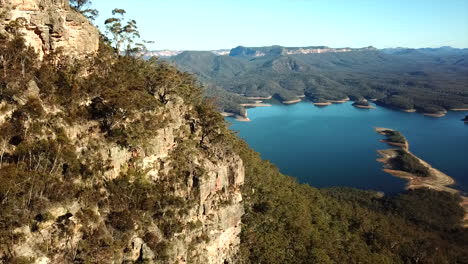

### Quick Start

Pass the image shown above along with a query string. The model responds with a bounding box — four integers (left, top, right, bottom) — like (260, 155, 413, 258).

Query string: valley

(164, 45, 468, 119)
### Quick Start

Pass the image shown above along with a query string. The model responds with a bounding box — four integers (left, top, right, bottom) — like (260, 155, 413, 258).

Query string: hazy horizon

(93, 0, 468, 50)
(146, 45, 466, 52)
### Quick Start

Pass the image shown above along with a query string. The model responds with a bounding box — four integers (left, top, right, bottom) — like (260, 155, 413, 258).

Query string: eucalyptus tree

(104, 8, 142, 56)
(69, 0, 99, 21)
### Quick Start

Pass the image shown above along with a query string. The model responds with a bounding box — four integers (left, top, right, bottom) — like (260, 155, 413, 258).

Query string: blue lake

(227, 101, 468, 194)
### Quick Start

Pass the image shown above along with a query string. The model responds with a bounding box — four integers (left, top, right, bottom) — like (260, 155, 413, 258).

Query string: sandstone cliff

(0, 0, 99, 58)
(1, 93, 244, 263)
(0, 1, 244, 263)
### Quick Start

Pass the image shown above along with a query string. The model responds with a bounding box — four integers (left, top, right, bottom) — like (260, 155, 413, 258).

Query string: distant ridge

(166, 44, 468, 117)
(146, 49, 230, 57)
(146, 45, 376, 58)
(148, 46, 467, 58)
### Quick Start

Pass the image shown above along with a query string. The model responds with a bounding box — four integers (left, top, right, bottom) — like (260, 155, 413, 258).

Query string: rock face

(3, 93, 244, 263)
(0, 0, 99, 58)
(0, 1, 244, 262)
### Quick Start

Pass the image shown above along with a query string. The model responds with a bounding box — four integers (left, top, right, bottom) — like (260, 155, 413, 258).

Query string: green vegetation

(168, 46, 468, 115)
(69, 0, 99, 21)
(379, 130, 429, 176)
(324, 187, 465, 232)
(0, 26, 210, 262)
(382, 130, 406, 144)
(378, 95, 414, 110)
(391, 150, 430, 177)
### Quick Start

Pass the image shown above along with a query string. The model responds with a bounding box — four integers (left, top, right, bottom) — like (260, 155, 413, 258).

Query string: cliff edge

(0, 0, 99, 58)
(0, 1, 244, 263)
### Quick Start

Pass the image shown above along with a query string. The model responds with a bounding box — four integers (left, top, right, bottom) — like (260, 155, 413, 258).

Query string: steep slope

(0, 39, 245, 264)
(0, 3, 244, 263)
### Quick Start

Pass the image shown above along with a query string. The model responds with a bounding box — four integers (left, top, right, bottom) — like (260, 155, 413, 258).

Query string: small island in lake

(352, 99, 376, 109)
(375, 127, 468, 227)
(463, 115, 468, 123)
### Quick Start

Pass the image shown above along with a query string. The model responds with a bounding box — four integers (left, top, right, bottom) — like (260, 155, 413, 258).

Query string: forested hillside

(169, 46, 468, 116)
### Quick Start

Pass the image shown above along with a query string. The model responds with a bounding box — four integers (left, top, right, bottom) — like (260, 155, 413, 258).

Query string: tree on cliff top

(104, 8, 142, 56)
(69, 0, 99, 21)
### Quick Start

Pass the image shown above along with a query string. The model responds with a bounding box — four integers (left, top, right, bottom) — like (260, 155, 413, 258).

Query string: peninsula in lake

(375, 127, 468, 227)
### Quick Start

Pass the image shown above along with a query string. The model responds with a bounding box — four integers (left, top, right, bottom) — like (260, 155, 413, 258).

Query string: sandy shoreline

(450, 108, 468, 111)
(329, 98, 351, 104)
(220, 112, 251, 122)
(424, 112, 446, 118)
(313, 102, 332, 106)
(283, 98, 302, 104)
(353, 104, 376, 109)
(241, 103, 272, 107)
(220, 112, 235, 117)
(235, 115, 251, 122)
(375, 127, 468, 227)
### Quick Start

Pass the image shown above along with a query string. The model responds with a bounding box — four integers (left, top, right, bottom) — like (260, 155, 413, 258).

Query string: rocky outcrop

(0, 2, 244, 262)
(0, 0, 99, 59)
(3, 92, 244, 263)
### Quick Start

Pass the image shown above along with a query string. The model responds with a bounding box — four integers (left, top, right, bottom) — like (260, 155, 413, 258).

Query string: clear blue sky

(92, 0, 468, 50)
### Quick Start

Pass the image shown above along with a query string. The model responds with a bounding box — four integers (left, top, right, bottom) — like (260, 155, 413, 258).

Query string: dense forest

(168, 46, 468, 116)
(0, 3, 467, 263)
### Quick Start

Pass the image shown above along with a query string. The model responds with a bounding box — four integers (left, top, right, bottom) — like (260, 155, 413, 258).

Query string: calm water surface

(227, 101, 468, 194)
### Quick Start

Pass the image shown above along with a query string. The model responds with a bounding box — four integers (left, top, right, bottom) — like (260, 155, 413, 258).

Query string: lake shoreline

(424, 112, 447, 118)
(353, 104, 376, 109)
(221, 112, 251, 122)
(227, 100, 468, 124)
(313, 102, 332, 106)
(283, 98, 302, 105)
(375, 127, 468, 227)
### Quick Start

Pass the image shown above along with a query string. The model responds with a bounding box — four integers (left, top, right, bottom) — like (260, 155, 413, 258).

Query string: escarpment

(0, 0, 99, 58)
(0, 91, 244, 263)
(0, 54, 244, 264)
(0, 2, 244, 263)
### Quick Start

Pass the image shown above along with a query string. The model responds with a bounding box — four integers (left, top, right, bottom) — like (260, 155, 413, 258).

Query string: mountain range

(160, 45, 468, 117)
